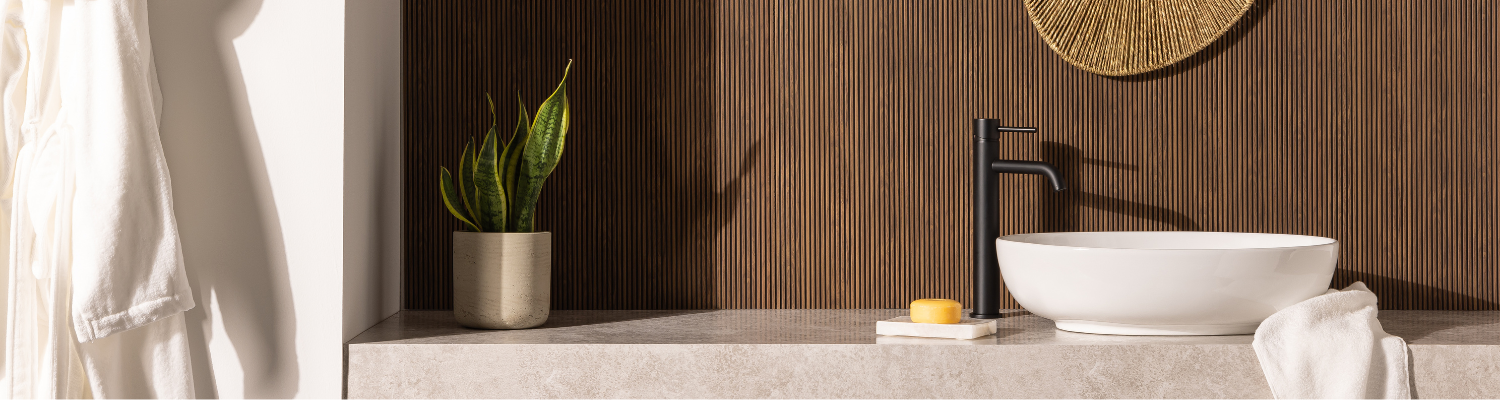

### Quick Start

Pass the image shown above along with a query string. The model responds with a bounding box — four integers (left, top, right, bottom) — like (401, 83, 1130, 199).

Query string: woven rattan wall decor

(1024, 0, 1255, 76)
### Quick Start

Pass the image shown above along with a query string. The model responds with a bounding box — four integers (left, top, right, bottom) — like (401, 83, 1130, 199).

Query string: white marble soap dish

(876, 316, 998, 340)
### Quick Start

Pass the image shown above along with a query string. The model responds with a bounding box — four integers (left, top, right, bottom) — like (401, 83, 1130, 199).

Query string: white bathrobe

(0, 0, 196, 398)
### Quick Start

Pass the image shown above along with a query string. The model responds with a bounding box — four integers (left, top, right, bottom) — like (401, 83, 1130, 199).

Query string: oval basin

(997, 231, 1337, 336)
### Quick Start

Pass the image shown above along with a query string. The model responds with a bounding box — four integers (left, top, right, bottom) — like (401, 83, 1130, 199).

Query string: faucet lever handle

(973, 119, 1037, 140)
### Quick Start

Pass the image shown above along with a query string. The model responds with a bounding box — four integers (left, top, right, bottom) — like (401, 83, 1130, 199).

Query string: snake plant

(440, 60, 571, 232)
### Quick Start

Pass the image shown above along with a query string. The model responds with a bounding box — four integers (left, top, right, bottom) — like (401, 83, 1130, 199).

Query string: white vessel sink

(997, 231, 1337, 336)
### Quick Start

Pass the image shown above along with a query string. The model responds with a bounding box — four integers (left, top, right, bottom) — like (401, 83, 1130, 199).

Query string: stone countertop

(346, 310, 1500, 398)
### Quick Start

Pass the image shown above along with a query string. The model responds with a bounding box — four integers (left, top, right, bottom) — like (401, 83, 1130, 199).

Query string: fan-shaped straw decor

(1024, 0, 1254, 76)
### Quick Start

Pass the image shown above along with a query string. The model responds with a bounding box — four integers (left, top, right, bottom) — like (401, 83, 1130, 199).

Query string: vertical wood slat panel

(404, 0, 1499, 311)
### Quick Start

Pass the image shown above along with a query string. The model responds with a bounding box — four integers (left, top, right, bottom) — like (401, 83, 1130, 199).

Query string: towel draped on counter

(1253, 281, 1410, 399)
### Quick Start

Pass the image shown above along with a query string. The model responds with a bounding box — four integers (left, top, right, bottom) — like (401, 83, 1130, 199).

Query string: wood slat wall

(403, 0, 1499, 310)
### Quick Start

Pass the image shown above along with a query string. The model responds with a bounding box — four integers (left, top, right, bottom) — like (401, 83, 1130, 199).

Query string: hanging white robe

(1, 0, 196, 398)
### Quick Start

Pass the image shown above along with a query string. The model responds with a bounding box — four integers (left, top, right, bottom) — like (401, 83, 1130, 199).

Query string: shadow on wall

(149, 0, 300, 398)
(1335, 269, 1500, 311)
(516, 0, 732, 309)
(1038, 142, 1200, 232)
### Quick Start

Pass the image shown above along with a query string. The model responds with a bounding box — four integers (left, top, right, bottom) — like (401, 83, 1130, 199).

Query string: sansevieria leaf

(485, 93, 498, 127)
(440, 167, 481, 232)
(500, 95, 530, 229)
(438, 62, 576, 233)
(475, 125, 507, 231)
(512, 60, 572, 232)
(456, 140, 478, 224)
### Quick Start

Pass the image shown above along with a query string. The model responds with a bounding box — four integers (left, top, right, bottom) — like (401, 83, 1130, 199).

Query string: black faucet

(971, 119, 1066, 319)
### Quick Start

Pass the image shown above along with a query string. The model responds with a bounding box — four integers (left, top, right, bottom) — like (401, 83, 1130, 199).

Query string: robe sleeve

(61, 0, 194, 343)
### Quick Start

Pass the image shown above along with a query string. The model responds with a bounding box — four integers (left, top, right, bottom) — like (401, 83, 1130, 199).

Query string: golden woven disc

(1024, 0, 1254, 76)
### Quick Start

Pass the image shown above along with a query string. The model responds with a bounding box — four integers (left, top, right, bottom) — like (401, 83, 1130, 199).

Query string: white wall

(150, 0, 401, 397)
(344, 0, 404, 345)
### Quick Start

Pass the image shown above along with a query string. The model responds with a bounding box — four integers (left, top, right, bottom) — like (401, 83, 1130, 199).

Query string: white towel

(1253, 281, 1410, 399)
(2, 0, 197, 397)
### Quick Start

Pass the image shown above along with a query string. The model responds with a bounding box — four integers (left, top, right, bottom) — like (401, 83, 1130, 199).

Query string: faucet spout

(993, 160, 1068, 191)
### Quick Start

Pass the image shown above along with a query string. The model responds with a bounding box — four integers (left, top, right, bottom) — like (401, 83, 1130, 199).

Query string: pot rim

(452, 230, 550, 235)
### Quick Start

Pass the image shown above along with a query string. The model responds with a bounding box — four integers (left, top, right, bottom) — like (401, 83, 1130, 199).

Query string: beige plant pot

(452, 231, 551, 329)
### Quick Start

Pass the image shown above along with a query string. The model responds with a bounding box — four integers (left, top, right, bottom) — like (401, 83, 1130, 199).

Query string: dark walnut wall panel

(403, 0, 1500, 310)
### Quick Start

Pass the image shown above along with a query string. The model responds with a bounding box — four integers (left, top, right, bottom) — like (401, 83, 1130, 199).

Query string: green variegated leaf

(467, 141, 481, 219)
(457, 140, 478, 223)
(440, 167, 481, 232)
(485, 93, 498, 127)
(513, 60, 572, 232)
(475, 126, 507, 231)
(500, 95, 530, 230)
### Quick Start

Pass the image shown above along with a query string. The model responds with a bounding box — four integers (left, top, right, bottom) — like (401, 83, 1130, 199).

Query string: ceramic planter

(452, 231, 551, 329)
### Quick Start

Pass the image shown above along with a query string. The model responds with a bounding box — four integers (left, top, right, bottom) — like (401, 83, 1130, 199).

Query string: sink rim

(999, 231, 1337, 251)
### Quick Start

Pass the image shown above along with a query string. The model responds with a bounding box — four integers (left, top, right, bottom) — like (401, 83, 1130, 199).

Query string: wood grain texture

(404, 0, 1499, 310)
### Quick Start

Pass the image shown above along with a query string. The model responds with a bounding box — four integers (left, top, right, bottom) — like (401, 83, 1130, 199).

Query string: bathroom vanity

(346, 309, 1500, 398)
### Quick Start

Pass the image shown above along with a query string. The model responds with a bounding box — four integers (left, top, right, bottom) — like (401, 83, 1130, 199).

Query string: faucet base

(968, 312, 1005, 319)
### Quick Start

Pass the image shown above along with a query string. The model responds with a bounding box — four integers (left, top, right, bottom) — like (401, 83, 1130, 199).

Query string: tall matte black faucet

(971, 119, 1066, 319)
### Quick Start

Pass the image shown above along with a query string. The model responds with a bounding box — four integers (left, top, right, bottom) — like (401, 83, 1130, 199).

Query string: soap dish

(876, 316, 997, 340)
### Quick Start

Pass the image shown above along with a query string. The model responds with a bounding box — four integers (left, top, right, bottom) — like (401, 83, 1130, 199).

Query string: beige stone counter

(345, 310, 1500, 398)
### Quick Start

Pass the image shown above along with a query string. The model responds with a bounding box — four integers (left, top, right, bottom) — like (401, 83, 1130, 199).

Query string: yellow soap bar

(909, 299, 962, 324)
